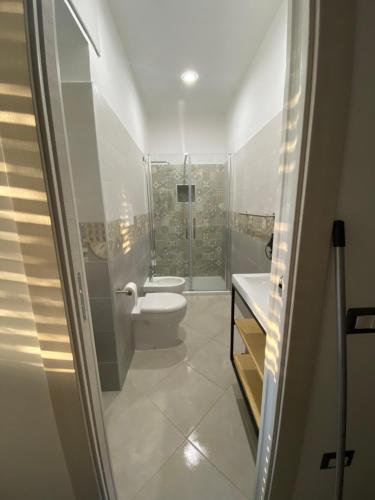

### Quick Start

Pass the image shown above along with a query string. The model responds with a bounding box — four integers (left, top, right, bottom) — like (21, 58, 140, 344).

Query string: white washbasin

(232, 273, 271, 333)
(144, 276, 185, 294)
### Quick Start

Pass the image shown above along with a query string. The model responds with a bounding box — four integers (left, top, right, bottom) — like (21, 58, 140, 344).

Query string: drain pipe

(332, 220, 347, 500)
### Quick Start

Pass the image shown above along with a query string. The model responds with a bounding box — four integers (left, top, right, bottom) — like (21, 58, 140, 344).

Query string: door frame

(260, 0, 357, 498)
(25, 1, 117, 498)
(26, 0, 357, 499)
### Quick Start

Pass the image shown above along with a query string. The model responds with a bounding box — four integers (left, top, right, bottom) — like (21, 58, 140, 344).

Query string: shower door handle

(185, 219, 196, 239)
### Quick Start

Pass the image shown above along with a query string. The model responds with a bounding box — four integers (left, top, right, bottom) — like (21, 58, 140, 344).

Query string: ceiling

(108, 0, 283, 115)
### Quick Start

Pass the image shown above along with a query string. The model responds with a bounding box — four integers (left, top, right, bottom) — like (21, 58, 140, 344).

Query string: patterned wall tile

(231, 212, 275, 242)
(80, 214, 149, 261)
(151, 163, 227, 278)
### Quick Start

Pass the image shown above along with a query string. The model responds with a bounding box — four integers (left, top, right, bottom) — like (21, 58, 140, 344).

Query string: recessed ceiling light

(181, 70, 199, 85)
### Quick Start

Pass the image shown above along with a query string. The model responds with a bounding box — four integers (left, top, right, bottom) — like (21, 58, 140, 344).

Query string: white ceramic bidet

(143, 276, 185, 294)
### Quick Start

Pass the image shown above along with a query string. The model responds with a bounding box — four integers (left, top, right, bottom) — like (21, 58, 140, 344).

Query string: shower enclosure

(145, 154, 231, 292)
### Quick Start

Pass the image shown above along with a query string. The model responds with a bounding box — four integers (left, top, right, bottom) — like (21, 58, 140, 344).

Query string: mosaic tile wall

(231, 213, 274, 241)
(230, 213, 275, 276)
(80, 214, 149, 260)
(151, 163, 227, 277)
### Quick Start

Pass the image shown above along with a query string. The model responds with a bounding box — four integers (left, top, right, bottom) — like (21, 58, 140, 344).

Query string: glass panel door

(189, 154, 230, 291)
(149, 154, 230, 292)
(150, 154, 190, 287)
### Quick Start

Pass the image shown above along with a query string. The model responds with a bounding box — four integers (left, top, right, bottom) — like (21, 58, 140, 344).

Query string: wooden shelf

(235, 318, 262, 336)
(233, 354, 263, 427)
(235, 319, 266, 380)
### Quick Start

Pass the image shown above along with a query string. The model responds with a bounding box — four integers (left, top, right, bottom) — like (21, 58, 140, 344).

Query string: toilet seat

(140, 293, 186, 314)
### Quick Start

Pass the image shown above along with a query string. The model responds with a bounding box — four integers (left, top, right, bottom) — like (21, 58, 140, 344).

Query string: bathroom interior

(55, 0, 288, 498)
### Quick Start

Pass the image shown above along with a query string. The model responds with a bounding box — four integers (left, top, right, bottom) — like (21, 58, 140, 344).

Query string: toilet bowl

(124, 283, 187, 350)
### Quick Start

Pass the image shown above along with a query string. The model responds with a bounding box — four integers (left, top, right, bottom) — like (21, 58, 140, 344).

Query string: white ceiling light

(181, 70, 199, 85)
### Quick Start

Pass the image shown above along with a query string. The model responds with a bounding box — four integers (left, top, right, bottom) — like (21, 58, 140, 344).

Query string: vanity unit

(230, 273, 270, 434)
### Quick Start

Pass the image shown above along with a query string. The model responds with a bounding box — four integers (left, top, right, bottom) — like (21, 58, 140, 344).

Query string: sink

(144, 276, 185, 294)
(232, 273, 271, 333)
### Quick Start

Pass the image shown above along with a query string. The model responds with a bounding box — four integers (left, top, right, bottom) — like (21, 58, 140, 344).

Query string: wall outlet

(320, 450, 355, 469)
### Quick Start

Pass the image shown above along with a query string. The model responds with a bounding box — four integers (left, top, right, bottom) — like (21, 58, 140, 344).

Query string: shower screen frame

(146, 154, 232, 292)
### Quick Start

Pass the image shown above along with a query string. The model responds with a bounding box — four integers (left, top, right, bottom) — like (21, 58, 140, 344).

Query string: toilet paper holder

(115, 288, 133, 295)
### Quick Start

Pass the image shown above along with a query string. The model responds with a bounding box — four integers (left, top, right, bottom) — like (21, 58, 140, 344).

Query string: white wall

(147, 112, 228, 159)
(57, 1, 149, 221)
(227, 0, 287, 153)
(56, 1, 91, 82)
(227, 0, 287, 223)
(66, 0, 101, 53)
(88, 0, 148, 152)
(62, 83, 105, 223)
(93, 88, 148, 220)
(231, 112, 282, 215)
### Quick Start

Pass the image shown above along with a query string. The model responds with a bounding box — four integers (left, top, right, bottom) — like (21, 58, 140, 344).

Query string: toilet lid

(141, 293, 186, 313)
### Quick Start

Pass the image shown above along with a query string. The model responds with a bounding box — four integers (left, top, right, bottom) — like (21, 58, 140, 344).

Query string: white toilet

(124, 283, 187, 350)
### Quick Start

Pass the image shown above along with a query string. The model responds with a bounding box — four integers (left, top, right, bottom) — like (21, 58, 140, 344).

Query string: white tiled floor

(103, 294, 257, 500)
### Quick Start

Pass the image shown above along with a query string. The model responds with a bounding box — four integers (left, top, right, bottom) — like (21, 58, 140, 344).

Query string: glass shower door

(150, 155, 190, 286)
(149, 154, 230, 292)
(189, 154, 230, 292)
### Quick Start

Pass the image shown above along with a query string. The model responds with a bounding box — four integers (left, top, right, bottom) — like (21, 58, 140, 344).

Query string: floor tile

(106, 397, 184, 500)
(189, 386, 257, 497)
(208, 294, 231, 316)
(182, 310, 230, 341)
(186, 338, 237, 389)
(151, 362, 223, 436)
(102, 390, 120, 412)
(215, 324, 247, 352)
(126, 346, 185, 393)
(105, 293, 256, 500)
(133, 442, 247, 500)
(182, 295, 231, 339)
(105, 377, 145, 418)
(177, 324, 211, 358)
